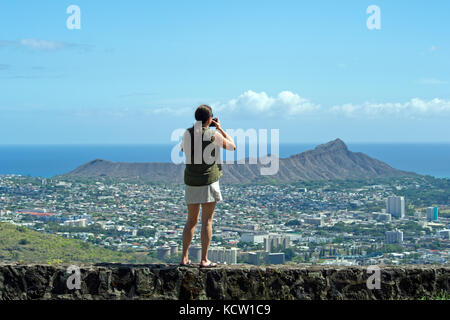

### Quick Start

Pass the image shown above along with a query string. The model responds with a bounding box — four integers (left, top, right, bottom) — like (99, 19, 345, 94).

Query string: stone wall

(0, 263, 448, 300)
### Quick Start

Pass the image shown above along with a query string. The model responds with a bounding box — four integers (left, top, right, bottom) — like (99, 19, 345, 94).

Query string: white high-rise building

(240, 232, 269, 244)
(426, 207, 439, 221)
(208, 247, 238, 264)
(264, 235, 290, 253)
(386, 196, 405, 218)
(157, 246, 171, 261)
(385, 229, 403, 244)
(230, 248, 238, 264)
(169, 243, 178, 255)
(189, 245, 202, 263)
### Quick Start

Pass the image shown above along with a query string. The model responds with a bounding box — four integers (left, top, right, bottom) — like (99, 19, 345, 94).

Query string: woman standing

(179, 105, 236, 268)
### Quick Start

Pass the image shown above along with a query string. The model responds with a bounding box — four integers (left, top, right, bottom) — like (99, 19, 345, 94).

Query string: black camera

(209, 117, 218, 127)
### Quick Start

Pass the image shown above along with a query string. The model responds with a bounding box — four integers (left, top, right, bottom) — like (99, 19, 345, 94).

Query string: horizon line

(1, 141, 450, 146)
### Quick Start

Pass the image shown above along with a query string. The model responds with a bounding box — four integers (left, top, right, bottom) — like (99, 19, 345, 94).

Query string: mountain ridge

(61, 138, 419, 183)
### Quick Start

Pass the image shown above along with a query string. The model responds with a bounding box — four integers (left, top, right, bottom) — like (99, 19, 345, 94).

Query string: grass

(0, 221, 156, 265)
(420, 290, 450, 300)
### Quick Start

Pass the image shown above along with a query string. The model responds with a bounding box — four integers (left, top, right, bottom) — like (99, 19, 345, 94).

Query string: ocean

(0, 143, 449, 179)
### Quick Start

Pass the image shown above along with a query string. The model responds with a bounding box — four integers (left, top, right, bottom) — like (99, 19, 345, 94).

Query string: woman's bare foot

(199, 259, 217, 268)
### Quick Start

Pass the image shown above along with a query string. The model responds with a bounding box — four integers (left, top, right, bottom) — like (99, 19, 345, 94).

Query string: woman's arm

(211, 118, 236, 151)
(180, 129, 189, 153)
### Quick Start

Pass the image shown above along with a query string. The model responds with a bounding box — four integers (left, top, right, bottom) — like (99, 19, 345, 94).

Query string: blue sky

(0, 0, 449, 144)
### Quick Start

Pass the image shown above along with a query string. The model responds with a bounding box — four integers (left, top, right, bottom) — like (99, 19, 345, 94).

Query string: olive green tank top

(184, 126, 223, 186)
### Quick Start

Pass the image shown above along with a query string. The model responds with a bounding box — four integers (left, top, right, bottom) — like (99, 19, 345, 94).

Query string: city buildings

(188, 245, 202, 263)
(263, 234, 290, 253)
(1, 174, 449, 266)
(248, 251, 262, 265)
(372, 212, 392, 222)
(385, 229, 404, 244)
(386, 196, 405, 219)
(437, 229, 450, 239)
(303, 216, 323, 226)
(157, 246, 171, 260)
(241, 232, 268, 244)
(426, 206, 439, 222)
(63, 218, 87, 227)
(208, 247, 238, 264)
(169, 243, 178, 255)
(268, 252, 285, 264)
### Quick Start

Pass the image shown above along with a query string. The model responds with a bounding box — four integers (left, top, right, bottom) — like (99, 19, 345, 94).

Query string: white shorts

(185, 180, 223, 204)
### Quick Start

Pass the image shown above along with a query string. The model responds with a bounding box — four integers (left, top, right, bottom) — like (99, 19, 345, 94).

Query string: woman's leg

(200, 201, 216, 265)
(180, 203, 200, 264)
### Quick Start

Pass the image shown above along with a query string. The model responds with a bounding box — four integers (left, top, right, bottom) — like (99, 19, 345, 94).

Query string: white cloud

(330, 98, 450, 118)
(153, 91, 450, 120)
(0, 38, 92, 52)
(63, 91, 450, 121)
(419, 78, 448, 85)
(213, 90, 320, 118)
(19, 39, 64, 50)
(151, 106, 192, 115)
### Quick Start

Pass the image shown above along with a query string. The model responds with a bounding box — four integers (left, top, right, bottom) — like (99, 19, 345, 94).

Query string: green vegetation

(438, 209, 450, 218)
(0, 222, 156, 265)
(236, 240, 263, 251)
(395, 176, 450, 206)
(380, 244, 404, 253)
(420, 290, 450, 300)
(320, 221, 393, 238)
(423, 239, 443, 250)
(282, 248, 295, 261)
(164, 252, 182, 264)
(402, 221, 428, 236)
